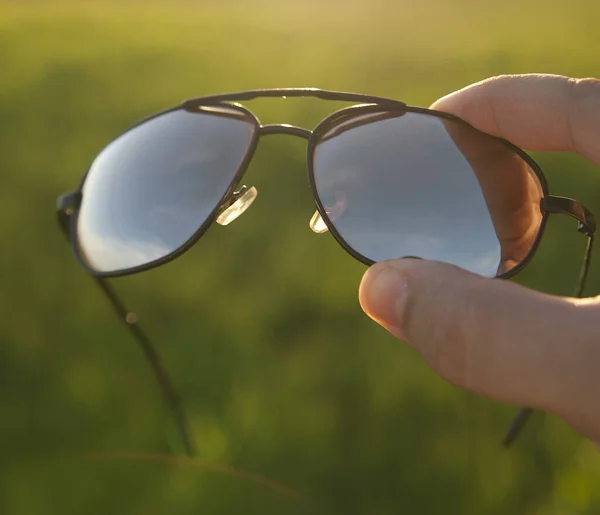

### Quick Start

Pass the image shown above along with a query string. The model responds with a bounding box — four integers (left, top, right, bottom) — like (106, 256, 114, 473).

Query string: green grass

(1, 1, 600, 514)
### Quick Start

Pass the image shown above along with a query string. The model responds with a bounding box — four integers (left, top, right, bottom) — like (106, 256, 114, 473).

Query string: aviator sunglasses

(57, 88, 596, 457)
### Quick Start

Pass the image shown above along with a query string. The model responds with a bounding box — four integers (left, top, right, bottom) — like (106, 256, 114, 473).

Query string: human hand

(359, 74, 600, 443)
(436, 115, 544, 275)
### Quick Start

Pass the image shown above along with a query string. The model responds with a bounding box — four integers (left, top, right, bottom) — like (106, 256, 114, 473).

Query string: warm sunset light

(2, 1, 600, 514)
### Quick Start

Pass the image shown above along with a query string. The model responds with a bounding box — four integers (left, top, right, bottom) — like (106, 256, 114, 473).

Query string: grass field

(1, 1, 600, 514)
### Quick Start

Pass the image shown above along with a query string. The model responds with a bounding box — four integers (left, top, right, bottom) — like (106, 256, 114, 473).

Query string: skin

(438, 116, 544, 274)
(358, 74, 600, 444)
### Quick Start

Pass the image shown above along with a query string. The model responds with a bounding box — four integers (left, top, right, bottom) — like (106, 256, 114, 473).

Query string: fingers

(359, 259, 600, 439)
(438, 117, 543, 272)
(430, 74, 600, 166)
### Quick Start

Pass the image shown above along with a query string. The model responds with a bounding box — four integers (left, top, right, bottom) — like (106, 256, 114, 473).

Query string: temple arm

(502, 197, 596, 446)
(56, 206, 195, 456)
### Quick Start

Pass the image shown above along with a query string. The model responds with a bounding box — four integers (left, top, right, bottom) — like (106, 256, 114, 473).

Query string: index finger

(430, 74, 600, 167)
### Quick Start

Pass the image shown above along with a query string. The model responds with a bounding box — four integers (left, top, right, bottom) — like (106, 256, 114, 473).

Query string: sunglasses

(57, 88, 596, 457)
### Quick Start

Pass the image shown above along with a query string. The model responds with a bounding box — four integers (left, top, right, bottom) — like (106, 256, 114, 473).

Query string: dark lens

(311, 109, 544, 277)
(76, 106, 257, 273)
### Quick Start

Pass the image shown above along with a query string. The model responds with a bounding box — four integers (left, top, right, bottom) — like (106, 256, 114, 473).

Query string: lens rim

(69, 102, 261, 277)
(307, 104, 550, 279)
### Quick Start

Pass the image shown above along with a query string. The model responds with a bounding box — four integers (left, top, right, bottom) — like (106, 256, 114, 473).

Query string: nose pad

(309, 210, 329, 234)
(216, 185, 258, 226)
(310, 190, 348, 234)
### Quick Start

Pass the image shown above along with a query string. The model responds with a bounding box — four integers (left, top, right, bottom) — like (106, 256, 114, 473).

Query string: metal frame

(56, 88, 597, 456)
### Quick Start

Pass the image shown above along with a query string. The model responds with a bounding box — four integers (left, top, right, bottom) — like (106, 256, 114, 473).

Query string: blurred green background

(1, 0, 600, 513)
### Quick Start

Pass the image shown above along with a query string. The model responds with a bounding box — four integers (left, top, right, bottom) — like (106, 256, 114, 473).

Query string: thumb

(358, 259, 598, 419)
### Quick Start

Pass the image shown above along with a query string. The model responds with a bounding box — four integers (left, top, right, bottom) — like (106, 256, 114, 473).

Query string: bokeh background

(2, 0, 600, 513)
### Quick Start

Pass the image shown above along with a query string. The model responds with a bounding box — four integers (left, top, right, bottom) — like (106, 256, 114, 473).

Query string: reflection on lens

(312, 109, 544, 277)
(77, 107, 256, 272)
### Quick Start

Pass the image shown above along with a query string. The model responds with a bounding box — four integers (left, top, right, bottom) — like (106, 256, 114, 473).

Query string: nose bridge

(259, 123, 312, 140)
(255, 123, 330, 236)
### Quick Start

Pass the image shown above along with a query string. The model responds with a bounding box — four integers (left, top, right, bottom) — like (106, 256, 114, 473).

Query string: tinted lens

(312, 109, 544, 277)
(76, 106, 257, 273)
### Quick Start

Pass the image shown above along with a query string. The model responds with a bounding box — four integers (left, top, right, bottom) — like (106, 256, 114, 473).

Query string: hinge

(56, 191, 82, 214)
(540, 195, 596, 236)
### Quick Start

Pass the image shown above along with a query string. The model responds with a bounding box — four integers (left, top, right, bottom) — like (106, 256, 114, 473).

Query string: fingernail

(359, 264, 408, 340)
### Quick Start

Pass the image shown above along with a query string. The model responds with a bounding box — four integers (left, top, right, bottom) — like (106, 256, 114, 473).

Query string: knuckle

(571, 76, 600, 96)
(567, 76, 600, 152)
